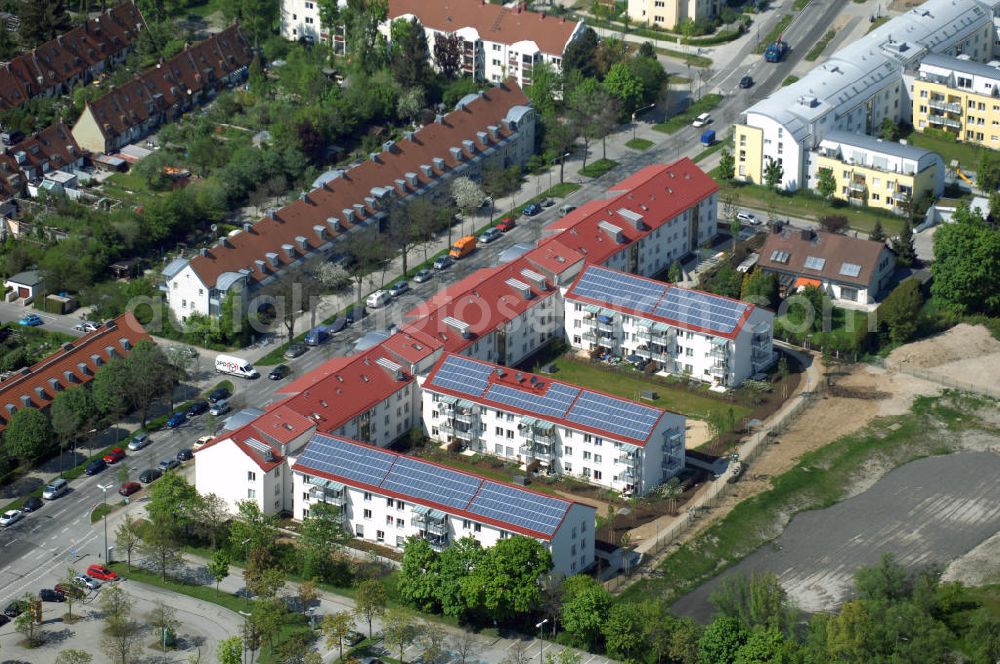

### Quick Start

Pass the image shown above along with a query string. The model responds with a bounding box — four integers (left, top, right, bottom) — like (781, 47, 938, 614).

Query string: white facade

(194, 438, 293, 516)
(281, 0, 325, 42)
(313, 380, 419, 447)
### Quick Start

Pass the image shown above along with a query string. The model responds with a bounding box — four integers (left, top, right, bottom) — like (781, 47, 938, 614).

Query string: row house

(291, 433, 597, 577)
(163, 80, 535, 323)
(0, 1, 147, 110)
(0, 312, 149, 433)
(71, 24, 253, 155)
(421, 354, 686, 496)
(563, 265, 775, 388)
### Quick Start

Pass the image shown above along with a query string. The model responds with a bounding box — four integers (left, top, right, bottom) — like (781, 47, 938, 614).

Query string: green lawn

(754, 15, 794, 54)
(805, 29, 837, 61)
(545, 356, 751, 422)
(654, 94, 724, 135)
(579, 159, 619, 178)
(782, 75, 799, 87)
(654, 47, 713, 68)
(693, 138, 731, 164)
(626, 138, 654, 151)
(904, 131, 987, 169)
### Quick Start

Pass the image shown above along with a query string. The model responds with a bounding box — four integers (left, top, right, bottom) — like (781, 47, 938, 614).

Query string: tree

(314, 261, 351, 294)
(824, 600, 877, 662)
(706, 262, 743, 299)
(390, 18, 432, 88)
(669, 616, 703, 664)
(383, 609, 419, 664)
(451, 176, 485, 237)
(931, 202, 1000, 314)
(526, 62, 562, 117)
(247, 566, 286, 600)
(870, 218, 886, 242)
(854, 553, 910, 602)
(741, 271, 779, 309)
(192, 492, 230, 549)
(733, 626, 794, 664)
(501, 641, 532, 664)
(125, 339, 176, 427)
(355, 578, 387, 639)
(322, 610, 355, 661)
(59, 568, 84, 620)
(230, 499, 279, 553)
(101, 587, 142, 664)
(50, 387, 95, 460)
(251, 597, 288, 654)
(698, 615, 749, 664)
(259, 264, 323, 343)
(222, 0, 279, 47)
(115, 513, 143, 572)
(91, 358, 133, 419)
(140, 523, 185, 581)
(342, 226, 389, 312)
(563, 27, 599, 79)
(217, 636, 243, 664)
(398, 537, 442, 612)
(543, 114, 578, 184)
(54, 649, 93, 664)
(763, 158, 784, 190)
(14, 594, 43, 645)
(462, 536, 552, 622)
(17, 0, 71, 46)
(419, 622, 447, 664)
(603, 62, 644, 118)
(968, 611, 1000, 664)
(397, 86, 426, 127)
(891, 218, 916, 267)
(208, 549, 231, 595)
(816, 168, 837, 199)
(880, 117, 901, 141)
(149, 601, 179, 653)
(603, 602, 649, 661)
(669, 260, 683, 284)
(658, 477, 684, 514)
(147, 472, 200, 535)
(977, 151, 1000, 193)
(710, 572, 797, 634)
(450, 631, 480, 664)
(437, 536, 484, 619)
(4, 407, 53, 462)
(879, 278, 923, 343)
(560, 575, 612, 650)
(818, 215, 849, 234)
(433, 33, 462, 79)
(719, 150, 736, 182)
(298, 578, 319, 612)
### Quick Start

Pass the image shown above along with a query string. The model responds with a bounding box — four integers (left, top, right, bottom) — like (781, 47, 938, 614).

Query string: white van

(366, 290, 392, 309)
(215, 354, 259, 379)
(692, 113, 711, 128)
(43, 478, 68, 500)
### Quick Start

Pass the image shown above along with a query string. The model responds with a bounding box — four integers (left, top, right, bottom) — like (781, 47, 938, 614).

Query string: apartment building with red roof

(0, 1, 147, 111)
(71, 24, 253, 155)
(162, 80, 535, 324)
(0, 312, 150, 433)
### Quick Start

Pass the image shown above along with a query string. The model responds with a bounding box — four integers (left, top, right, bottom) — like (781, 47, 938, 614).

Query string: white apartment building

(734, 0, 998, 190)
(421, 354, 686, 497)
(162, 81, 534, 323)
(281, 0, 325, 42)
(291, 433, 598, 577)
(563, 266, 775, 388)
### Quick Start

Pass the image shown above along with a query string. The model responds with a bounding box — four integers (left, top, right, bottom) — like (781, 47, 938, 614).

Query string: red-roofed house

(0, 312, 149, 433)
(162, 80, 535, 323)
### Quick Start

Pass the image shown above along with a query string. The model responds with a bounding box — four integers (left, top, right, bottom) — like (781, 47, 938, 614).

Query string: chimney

(313, 224, 327, 241)
(255, 258, 267, 272)
(382, 140, 397, 153)
(295, 236, 308, 251)
(343, 208, 355, 223)
(352, 203, 365, 217)
(435, 114, 444, 124)
(219, 236, 231, 248)
(432, 156, 445, 170)
(242, 222, 252, 232)
(449, 146, 463, 161)
(800, 228, 813, 241)
(462, 139, 475, 153)
(364, 196, 376, 208)
(404, 130, 414, 141)
(420, 164, 433, 178)
(281, 243, 296, 258)
(268, 209, 278, 220)
(266, 251, 280, 267)
(299, 191, 312, 204)
(369, 153, 380, 163)
(199, 247, 209, 256)
(476, 131, 488, 144)
(394, 178, 406, 191)
(487, 124, 499, 140)
(327, 216, 342, 232)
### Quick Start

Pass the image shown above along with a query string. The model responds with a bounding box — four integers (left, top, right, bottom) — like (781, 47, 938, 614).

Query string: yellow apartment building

(913, 54, 1000, 149)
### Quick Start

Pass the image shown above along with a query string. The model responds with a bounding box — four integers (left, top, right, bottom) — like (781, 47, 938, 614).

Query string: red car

(118, 482, 141, 497)
(103, 448, 126, 464)
(496, 217, 516, 232)
(86, 564, 119, 581)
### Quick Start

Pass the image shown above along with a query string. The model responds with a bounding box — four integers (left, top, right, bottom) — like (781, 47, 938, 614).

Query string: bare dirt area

(886, 323, 1000, 396)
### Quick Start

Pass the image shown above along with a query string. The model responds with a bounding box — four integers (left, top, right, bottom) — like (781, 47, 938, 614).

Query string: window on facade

(594, 470, 602, 480)
(248, 488, 256, 498)
(594, 454, 602, 464)
(583, 467, 591, 477)
(376, 530, 384, 542)
(247, 471, 256, 481)
(364, 492, 371, 501)
(474, 523, 481, 532)
(396, 518, 404, 528)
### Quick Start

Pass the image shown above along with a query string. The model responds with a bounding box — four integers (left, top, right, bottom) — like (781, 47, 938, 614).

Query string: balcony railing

(618, 451, 638, 464)
(928, 99, 961, 114)
(848, 181, 866, 192)
(928, 114, 962, 129)
(453, 411, 476, 424)
(454, 428, 477, 441)
(597, 322, 615, 333)
(581, 332, 597, 342)
(597, 338, 617, 349)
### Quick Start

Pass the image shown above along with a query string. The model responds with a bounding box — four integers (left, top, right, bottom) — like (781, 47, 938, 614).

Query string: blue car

(18, 314, 42, 326)
(166, 412, 187, 428)
(523, 203, 543, 216)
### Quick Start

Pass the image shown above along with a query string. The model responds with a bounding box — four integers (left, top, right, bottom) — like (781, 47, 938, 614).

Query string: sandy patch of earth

(944, 529, 1000, 587)
(886, 324, 1000, 397)
(685, 420, 710, 448)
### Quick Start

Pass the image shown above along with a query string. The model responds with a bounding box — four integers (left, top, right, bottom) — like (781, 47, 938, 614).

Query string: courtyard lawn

(546, 356, 751, 423)
(904, 131, 987, 170)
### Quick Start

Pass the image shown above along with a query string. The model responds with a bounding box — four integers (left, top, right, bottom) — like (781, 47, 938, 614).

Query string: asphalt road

(670, 452, 1000, 622)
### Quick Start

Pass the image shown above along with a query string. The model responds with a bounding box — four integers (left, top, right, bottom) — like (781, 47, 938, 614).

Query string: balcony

(848, 180, 866, 193)
(928, 114, 962, 129)
(928, 98, 961, 114)
(581, 332, 597, 343)
(618, 451, 638, 464)
(634, 347, 652, 359)
(454, 428, 477, 442)
(306, 478, 346, 506)
(596, 321, 615, 333)
(597, 337, 617, 349)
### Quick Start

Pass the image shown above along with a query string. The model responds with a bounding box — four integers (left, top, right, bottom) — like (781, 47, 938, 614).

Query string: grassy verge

(619, 390, 981, 604)
(626, 138, 654, 150)
(781, 75, 799, 87)
(91, 503, 115, 523)
(792, 0, 809, 9)
(904, 130, 987, 169)
(654, 94, 724, 135)
(579, 159, 619, 178)
(754, 15, 794, 54)
(867, 16, 889, 33)
(805, 29, 837, 61)
(714, 180, 903, 235)
(109, 562, 249, 612)
(693, 138, 730, 164)
(654, 47, 712, 68)
(543, 356, 751, 422)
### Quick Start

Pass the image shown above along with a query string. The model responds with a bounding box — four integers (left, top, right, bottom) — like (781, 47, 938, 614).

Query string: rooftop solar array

(485, 382, 580, 418)
(567, 391, 662, 441)
(839, 262, 862, 277)
(295, 434, 573, 537)
(468, 481, 570, 535)
(804, 256, 827, 271)
(428, 355, 493, 394)
(570, 266, 667, 313)
(770, 250, 790, 264)
(652, 288, 749, 335)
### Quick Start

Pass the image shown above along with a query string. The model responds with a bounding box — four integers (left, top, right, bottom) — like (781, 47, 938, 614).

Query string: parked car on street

(158, 458, 180, 472)
(284, 343, 307, 359)
(43, 479, 68, 500)
(433, 255, 453, 270)
(194, 435, 213, 450)
(3, 600, 26, 617)
(388, 281, 410, 298)
(22, 496, 42, 512)
(209, 400, 230, 416)
(18, 314, 42, 326)
(0, 509, 23, 527)
(127, 432, 151, 451)
(86, 564, 119, 581)
(84, 459, 107, 476)
(176, 448, 193, 462)
(739, 75, 754, 88)
(139, 468, 162, 484)
(522, 203, 543, 216)
(103, 448, 126, 464)
(268, 364, 290, 380)
(737, 211, 760, 225)
(73, 574, 101, 590)
(345, 306, 366, 326)
(166, 411, 187, 428)
(496, 217, 516, 232)
(413, 269, 432, 283)
(208, 386, 230, 403)
(39, 589, 65, 602)
(73, 321, 100, 332)
(186, 400, 209, 416)
(118, 482, 141, 497)
(479, 228, 502, 244)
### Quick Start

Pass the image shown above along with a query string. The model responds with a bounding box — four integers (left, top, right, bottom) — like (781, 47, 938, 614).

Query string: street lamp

(98, 483, 114, 562)
(549, 152, 571, 189)
(632, 103, 656, 142)
(536, 618, 549, 661)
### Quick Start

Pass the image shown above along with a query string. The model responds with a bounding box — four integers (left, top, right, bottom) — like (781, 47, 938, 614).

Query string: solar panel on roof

(380, 456, 481, 511)
(296, 434, 395, 487)
(839, 262, 862, 277)
(572, 267, 668, 313)
(804, 256, 826, 271)
(468, 481, 570, 536)
(652, 287, 748, 335)
(566, 391, 662, 441)
(429, 355, 492, 397)
(770, 250, 790, 264)
(484, 382, 580, 418)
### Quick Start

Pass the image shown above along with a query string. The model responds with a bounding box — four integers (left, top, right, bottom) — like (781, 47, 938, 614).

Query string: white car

(692, 112, 711, 128)
(0, 509, 23, 527)
(193, 435, 213, 450)
(73, 321, 100, 333)
(737, 211, 760, 225)
(73, 574, 101, 590)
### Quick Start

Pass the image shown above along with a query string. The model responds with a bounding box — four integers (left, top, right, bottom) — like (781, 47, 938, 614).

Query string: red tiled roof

(0, 312, 149, 433)
(0, 2, 147, 110)
(9, 123, 84, 177)
(187, 80, 528, 288)
(389, 0, 580, 56)
(757, 228, 890, 288)
(82, 24, 252, 146)
(379, 329, 441, 366)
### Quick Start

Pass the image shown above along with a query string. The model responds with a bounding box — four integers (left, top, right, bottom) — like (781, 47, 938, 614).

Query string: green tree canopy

(398, 537, 442, 613)
(879, 278, 923, 344)
(461, 536, 552, 622)
(698, 615, 749, 664)
(931, 202, 1000, 314)
(4, 407, 53, 461)
(603, 61, 644, 118)
(560, 575, 612, 650)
